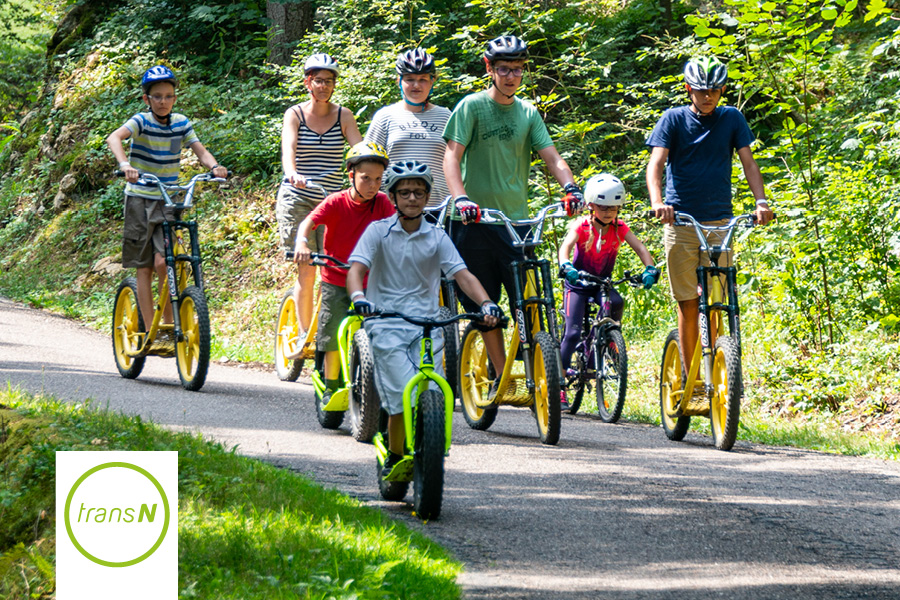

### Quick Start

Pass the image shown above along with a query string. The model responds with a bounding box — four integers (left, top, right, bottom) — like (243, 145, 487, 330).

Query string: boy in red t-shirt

(294, 142, 393, 398)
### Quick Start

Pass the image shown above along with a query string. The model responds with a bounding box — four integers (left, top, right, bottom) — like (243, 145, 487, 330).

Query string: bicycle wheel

(377, 410, 409, 501)
(413, 389, 446, 520)
(659, 328, 690, 441)
(458, 323, 498, 430)
(349, 328, 379, 442)
(274, 290, 303, 382)
(596, 329, 628, 423)
(176, 286, 210, 391)
(112, 277, 146, 379)
(532, 330, 562, 446)
(438, 305, 459, 400)
(567, 346, 587, 415)
(711, 335, 742, 451)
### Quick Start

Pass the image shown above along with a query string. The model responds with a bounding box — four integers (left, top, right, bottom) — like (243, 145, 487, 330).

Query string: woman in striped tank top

(365, 49, 451, 208)
(276, 53, 362, 346)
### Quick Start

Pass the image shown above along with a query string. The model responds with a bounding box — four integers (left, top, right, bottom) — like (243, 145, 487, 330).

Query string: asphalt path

(2, 296, 900, 599)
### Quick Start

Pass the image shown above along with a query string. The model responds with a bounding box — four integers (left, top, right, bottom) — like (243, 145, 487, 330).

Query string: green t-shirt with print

(443, 91, 554, 220)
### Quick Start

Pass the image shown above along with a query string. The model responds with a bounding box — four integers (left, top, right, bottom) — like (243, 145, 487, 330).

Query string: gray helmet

(396, 48, 435, 75)
(304, 53, 340, 75)
(683, 56, 727, 90)
(584, 174, 626, 207)
(383, 160, 433, 193)
(484, 35, 528, 62)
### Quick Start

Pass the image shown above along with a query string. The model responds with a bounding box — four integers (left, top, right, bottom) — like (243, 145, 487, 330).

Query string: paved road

(3, 296, 900, 599)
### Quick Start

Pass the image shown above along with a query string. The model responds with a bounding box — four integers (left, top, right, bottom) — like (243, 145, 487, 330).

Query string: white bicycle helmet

(396, 49, 435, 75)
(584, 174, 626, 206)
(383, 160, 433, 193)
(304, 53, 340, 76)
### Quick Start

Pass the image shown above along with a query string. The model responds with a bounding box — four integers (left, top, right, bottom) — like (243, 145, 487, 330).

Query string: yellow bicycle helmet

(346, 141, 390, 170)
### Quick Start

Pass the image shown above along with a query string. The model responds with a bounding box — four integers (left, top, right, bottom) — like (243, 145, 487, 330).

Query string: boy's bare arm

(537, 145, 576, 189)
(453, 269, 499, 326)
(737, 146, 773, 225)
(346, 262, 367, 300)
(188, 141, 227, 178)
(292, 218, 317, 264)
(646, 146, 672, 224)
(106, 126, 139, 182)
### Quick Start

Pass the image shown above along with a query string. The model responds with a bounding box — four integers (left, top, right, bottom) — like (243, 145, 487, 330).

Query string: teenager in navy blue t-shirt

(646, 56, 773, 377)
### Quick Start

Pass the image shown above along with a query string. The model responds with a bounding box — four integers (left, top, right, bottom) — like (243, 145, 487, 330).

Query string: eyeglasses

(395, 189, 427, 200)
(495, 66, 524, 78)
(148, 94, 176, 103)
(311, 78, 336, 87)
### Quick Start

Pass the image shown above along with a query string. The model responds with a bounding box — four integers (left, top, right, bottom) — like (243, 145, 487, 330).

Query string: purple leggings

(560, 287, 623, 369)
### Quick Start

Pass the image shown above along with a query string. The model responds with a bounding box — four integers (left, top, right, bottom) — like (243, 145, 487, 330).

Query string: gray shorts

(316, 282, 351, 352)
(122, 194, 174, 269)
(276, 182, 325, 254)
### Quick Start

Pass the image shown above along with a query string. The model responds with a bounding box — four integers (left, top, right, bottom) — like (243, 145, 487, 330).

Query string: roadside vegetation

(1, 0, 899, 455)
(0, 387, 462, 599)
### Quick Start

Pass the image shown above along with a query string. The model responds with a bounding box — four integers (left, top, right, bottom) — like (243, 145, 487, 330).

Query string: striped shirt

(365, 102, 450, 207)
(286, 105, 347, 201)
(123, 112, 199, 199)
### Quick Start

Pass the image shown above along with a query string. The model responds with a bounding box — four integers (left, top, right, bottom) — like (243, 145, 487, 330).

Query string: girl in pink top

(557, 174, 659, 372)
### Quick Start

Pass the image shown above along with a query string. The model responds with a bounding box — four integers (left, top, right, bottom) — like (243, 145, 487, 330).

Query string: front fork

(689, 264, 740, 397)
(509, 258, 563, 396)
(162, 220, 203, 342)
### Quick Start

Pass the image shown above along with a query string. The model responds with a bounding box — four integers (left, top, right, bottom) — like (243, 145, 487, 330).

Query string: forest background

(1, 0, 899, 451)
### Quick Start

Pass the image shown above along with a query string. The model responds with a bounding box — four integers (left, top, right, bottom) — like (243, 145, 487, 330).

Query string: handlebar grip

(284, 250, 295, 261)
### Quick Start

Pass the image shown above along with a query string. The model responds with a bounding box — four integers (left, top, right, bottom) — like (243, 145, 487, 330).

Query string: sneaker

(565, 368, 578, 378)
(381, 452, 413, 482)
(487, 378, 502, 402)
(284, 330, 307, 360)
(560, 390, 570, 412)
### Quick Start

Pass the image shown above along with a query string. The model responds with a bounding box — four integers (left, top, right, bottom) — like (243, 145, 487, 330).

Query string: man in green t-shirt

(443, 35, 583, 398)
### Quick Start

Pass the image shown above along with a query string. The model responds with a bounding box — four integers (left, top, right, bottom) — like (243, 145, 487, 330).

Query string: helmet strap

(149, 108, 171, 126)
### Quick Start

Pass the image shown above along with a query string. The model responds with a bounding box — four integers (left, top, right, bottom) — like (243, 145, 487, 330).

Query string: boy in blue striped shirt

(106, 65, 227, 345)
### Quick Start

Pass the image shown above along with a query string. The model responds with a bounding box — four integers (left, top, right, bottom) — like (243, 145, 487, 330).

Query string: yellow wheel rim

(177, 295, 200, 382)
(114, 287, 140, 366)
(711, 346, 728, 434)
(533, 341, 549, 435)
(660, 340, 682, 429)
(275, 296, 299, 368)
(460, 331, 489, 418)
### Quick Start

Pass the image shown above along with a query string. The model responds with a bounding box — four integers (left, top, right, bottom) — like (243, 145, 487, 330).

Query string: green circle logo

(64, 462, 171, 568)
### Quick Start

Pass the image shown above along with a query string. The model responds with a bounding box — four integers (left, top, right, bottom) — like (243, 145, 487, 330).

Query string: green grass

(0, 387, 462, 599)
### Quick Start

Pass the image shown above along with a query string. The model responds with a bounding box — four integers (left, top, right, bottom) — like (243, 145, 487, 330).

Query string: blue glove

(481, 301, 504, 320)
(559, 261, 579, 284)
(455, 195, 481, 224)
(353, 298, 376, 316)
(642, 265, 661, 289)
(563, 183, 585, 216)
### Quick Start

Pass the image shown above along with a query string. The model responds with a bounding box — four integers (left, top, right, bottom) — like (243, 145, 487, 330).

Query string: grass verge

(0, 386, 461, 599)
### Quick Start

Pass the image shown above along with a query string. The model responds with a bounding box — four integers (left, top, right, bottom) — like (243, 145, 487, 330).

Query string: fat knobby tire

(458, 322, 498, 431)
(112, 277, 146, 380)
(413, 389, 446, 520)
(176, 286, 210, 392)
(349, 329, 379, 442)
(659, 328, 690, 441)
(596, 328, 628, 423)
(533, 330, 562, 446)
(711, 335, 742, 451)
(274, 290, 303, 382)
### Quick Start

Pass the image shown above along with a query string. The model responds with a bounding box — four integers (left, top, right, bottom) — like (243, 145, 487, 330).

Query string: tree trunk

(267, 1, 315, 66)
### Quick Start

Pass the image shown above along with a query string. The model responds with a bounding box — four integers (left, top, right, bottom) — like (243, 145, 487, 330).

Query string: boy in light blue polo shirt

(347, 160, 501, 481)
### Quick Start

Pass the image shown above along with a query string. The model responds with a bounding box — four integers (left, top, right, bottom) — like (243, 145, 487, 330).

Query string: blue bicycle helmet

(141, 65, 177, 93)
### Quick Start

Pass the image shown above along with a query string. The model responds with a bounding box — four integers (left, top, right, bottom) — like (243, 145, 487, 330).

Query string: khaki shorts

(316, 281, 351, 352)
(664, 219, 733, 302)
(122, 195, 175, 269)
(276, 182, 325, 254)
